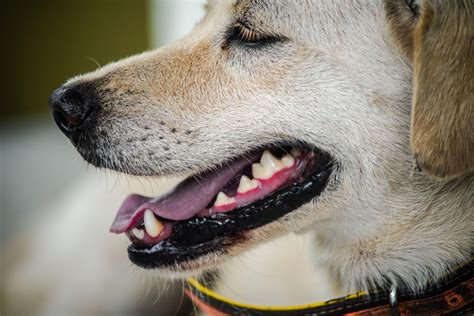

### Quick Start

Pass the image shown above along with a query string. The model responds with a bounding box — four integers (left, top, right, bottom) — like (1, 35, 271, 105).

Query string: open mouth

(110, 144, 334, 269)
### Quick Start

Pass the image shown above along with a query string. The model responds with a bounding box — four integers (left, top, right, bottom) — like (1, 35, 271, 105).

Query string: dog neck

(210, 174, 473, 306)
(313, 173, 474, 293)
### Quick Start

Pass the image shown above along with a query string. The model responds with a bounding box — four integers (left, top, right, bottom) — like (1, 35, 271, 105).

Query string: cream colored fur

(4, 0, 473, 313)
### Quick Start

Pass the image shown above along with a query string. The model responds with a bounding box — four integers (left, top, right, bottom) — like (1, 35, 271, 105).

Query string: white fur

(4, 0, 473, 312)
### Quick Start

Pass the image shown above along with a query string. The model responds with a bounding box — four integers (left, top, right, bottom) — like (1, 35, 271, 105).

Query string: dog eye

(405, 0, 420, 16)
(225, 23, 282, 49)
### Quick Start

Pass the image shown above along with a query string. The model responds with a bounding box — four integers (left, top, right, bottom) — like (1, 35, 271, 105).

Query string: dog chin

(150, 245, 243, 277)
(142, 220, 293, 276)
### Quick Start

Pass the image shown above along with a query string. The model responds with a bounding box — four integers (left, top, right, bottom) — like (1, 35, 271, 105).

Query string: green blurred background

(2, 0, 149, 120)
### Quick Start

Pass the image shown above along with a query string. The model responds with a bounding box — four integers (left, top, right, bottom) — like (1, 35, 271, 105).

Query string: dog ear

(385, 0, 474, 179)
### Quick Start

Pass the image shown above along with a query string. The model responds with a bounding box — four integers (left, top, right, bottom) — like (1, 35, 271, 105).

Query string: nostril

(49, 83, 99, 137)
(52, 110, 73, 136)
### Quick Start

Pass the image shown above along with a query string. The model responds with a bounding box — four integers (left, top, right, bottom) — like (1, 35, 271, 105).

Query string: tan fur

(63, 0, 473, 295)
(5, 1, 473, 312)
(386, 0, 474, 179)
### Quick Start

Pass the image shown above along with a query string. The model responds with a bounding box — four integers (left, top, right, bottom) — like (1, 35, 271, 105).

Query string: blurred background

(1, 0, 205, 315)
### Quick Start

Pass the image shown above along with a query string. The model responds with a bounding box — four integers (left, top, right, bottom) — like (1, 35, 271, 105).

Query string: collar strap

(185, 259, 474, 315)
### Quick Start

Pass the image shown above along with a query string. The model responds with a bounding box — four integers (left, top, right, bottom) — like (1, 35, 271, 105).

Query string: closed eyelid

(236, 19, 282, 40)
(222, 22, 285, 51)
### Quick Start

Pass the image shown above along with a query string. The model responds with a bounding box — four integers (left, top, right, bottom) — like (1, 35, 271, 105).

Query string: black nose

(48, 83, 99, 137)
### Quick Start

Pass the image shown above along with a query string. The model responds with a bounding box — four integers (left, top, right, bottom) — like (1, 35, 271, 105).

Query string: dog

(47, 0, 473, 314)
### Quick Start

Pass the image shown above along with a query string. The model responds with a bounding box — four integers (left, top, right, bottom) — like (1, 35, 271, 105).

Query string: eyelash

(225, 23, 282, 48)
(405, 0, 420, 17)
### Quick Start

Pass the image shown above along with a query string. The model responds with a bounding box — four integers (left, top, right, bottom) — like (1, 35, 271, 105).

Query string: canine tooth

(131, 228, 145, 240)
(143, 209, 164, 238)
(237, 176, 260, 193)
(260, 150, 282, 172)
(214, 192, 236, 207)
(291, 148, 302, 157)
(252, 163, 273, 179)
(281, 154, 295, 168)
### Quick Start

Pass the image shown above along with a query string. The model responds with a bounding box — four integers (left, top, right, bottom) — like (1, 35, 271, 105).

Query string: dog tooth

(250, 179, 261, 189)
(131, 228, 145, 240)
(281, 154, 295, 168)
(237, 176, 253, 193)
(143, 209, 164, 238)
(214, 192, 236, 207)
(260, 150, 283, 172)
(252, 163, 274, 179)
(237, 175, 260, 193)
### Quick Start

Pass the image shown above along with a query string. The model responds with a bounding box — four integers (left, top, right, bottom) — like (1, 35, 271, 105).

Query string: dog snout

(49, 83, 99, 137)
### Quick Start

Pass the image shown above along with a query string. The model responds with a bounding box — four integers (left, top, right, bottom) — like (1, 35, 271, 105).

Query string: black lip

(128, 153, 334, 269)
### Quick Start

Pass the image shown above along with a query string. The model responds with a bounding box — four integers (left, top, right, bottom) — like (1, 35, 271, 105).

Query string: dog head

(49, 0, 435, 287)
(385, 0, 474, 179)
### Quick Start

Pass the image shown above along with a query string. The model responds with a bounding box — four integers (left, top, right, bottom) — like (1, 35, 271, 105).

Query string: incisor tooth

(252, 163, 273, 179)
(214, 192, 236, 207)
(237, 176, 260, 193)
(143, 209, 164, 238)
(260, 150, 282, 172)
(132, 228, 145, 240)
(281, 154, 295, 168)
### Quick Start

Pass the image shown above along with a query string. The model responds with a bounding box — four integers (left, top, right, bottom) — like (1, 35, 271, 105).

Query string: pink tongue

(110, 153, 260, 233)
